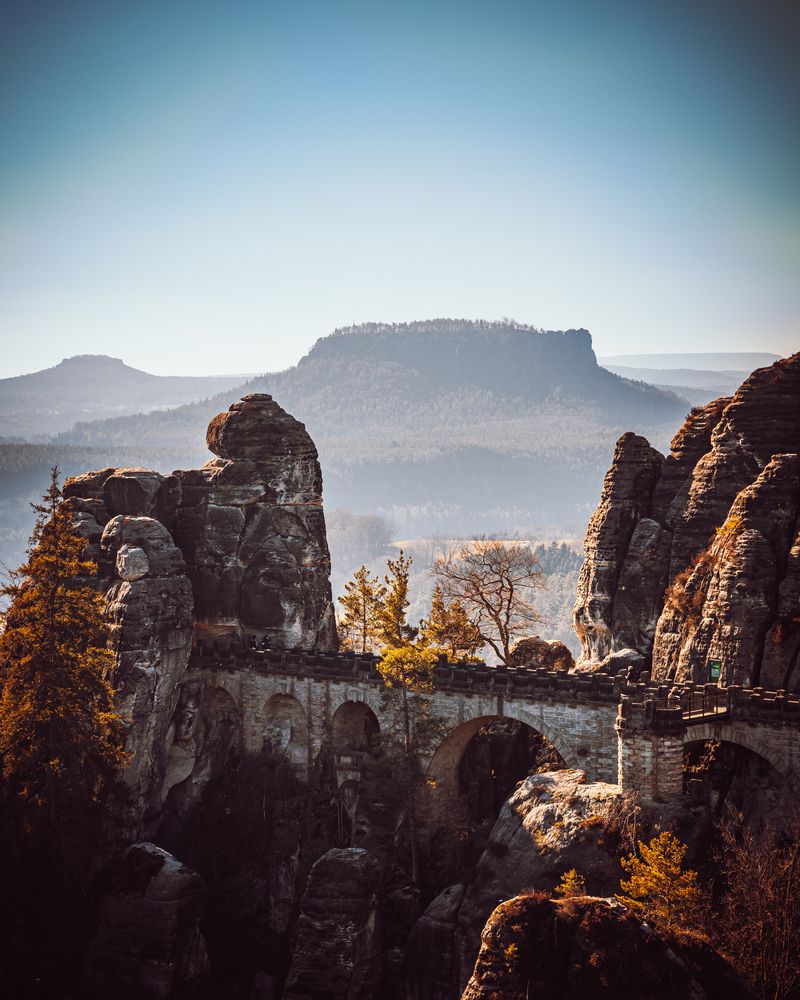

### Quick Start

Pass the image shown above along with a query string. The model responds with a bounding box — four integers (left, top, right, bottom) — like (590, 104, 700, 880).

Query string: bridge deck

(187, 639, 800, 728)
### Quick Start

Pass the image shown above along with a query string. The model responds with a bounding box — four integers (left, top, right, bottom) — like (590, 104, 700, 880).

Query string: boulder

(455, 770, 624, 991)
(207, 392, 318, 467)
(116, 544, 150, 581)
(461, 894, 752, 1000)
(82, 843, 209, 1000)
(578, 647, 648, 678)
(509, 636, 574, 671)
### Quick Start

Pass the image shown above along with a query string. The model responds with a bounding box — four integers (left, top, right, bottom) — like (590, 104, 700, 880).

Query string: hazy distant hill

(602, 365, 750, 406)
(0, 322, 690, 581)
(0, 354, 245, 439)
(59, 322, 684, 455)
(597, 351, 781, 371)
(50, 321, 685, 526)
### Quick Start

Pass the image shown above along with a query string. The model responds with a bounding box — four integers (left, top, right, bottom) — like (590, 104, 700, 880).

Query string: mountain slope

(9, 321, 689, 537)
(0, 355, 245, 438)
(59, 322, 685, 458)
(603, 364, 751, 406)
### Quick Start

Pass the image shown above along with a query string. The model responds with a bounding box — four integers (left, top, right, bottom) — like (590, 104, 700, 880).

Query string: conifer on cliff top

(617, 830, 703, 929)
(0, 468, 127, 831)
(419, 583, 482, 660)
(337, 564, 386, 653)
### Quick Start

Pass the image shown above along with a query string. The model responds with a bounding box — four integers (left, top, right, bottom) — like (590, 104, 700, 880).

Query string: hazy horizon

(2, 0, 798, 378)
(0, 330, 788, 382)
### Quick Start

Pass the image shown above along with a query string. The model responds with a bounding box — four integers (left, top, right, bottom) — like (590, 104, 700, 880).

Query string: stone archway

(683, 723, 795, 782)
(683, 725, 800, 826)
(331, 700, 380, 753)
(263, 693, 309, 772)
(423, 707, 575, 830)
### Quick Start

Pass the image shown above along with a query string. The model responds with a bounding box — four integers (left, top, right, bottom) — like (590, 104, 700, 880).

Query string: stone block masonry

(185, 642, 800, 811)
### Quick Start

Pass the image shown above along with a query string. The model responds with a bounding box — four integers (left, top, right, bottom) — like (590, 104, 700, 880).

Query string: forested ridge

(57, 321, 685, 455)
(0, 354, 244, 439)
(0, 321, 689, 572)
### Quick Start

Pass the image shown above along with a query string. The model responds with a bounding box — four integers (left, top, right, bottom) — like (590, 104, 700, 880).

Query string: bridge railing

(678, 683, 800, 724)
(188, 639, 627, 703)
(188, 639, 800, 724)
(619, 679, 800, 726)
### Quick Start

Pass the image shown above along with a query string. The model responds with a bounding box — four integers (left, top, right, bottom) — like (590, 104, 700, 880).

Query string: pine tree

(554, 868, 586, 898)
(617, 831, 703, 928)
(378, 549, 416, 649)
(420, 584, 482, 660)
(337, 565, 386, 653)
(0, 469, 127, 836)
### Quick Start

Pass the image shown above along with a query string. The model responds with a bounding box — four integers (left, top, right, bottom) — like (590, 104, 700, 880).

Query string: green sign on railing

(709, 659, 721, 682)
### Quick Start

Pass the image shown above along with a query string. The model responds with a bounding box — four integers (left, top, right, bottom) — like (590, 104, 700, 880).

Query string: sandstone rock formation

(573, 432, 664, 662)
(61, 393, 337, 830)
(177, 393, 336, 647)
(82, 843, 209, 1000)
(509, 636, 574, 671)
(573, 354, 800, 688)
(461, 894, 752, 1000)
(403, 884, 466, 1000)
(454, 770, 625, 991)
(283, 848, 383, 1000)
(102, 515, 195, 832)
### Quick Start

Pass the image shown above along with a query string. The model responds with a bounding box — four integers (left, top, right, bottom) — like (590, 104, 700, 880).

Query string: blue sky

(1, 0, 797, 376)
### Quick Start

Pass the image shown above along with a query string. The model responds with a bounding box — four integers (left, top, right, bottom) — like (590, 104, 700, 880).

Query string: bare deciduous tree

(433, 537, 546, 664)
(715, 809, 800, 1000)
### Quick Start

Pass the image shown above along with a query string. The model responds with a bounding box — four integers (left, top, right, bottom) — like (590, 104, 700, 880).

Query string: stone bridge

(184, 641, 800, 820)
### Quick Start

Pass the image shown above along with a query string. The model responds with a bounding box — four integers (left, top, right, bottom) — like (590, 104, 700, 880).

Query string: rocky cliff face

(62, 393, 337, 828)
(178, 394, 335, 647)
(82, 843, 209, 1000)
(573, 354, 800, 688)
(283, 848, 383, 1000)
(461, 894, 751, 1000)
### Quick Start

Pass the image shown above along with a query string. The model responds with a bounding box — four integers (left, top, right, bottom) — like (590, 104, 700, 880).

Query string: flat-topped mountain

(45, 321, 687, 532)
(0, 323, 690, 552)
(0, 354, 245, 439)
(60, 323, 684, 457)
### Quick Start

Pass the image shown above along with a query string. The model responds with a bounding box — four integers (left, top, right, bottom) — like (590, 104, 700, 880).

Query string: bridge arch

(424, 704, 580, 828)
(331, 700, 380, 753)
(683, 723, 797, 783)
(262, 693, 309, 771)
(328, 686, 383, 720)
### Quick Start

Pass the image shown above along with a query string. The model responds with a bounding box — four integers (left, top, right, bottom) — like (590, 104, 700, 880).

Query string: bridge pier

(615, 696, 685, 802)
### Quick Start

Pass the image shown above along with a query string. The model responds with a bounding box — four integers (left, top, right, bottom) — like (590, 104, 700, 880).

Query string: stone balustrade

(186, 638, 800, 804)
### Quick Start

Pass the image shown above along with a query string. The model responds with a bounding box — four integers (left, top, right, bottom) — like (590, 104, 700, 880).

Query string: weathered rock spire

(573, 353, 800, 688)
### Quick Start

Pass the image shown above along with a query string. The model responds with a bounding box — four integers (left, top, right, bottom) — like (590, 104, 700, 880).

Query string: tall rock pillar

(172, 393, 338, 650)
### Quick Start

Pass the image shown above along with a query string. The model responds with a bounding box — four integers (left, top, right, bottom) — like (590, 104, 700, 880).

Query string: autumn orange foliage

(0, 469, 127, 828)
